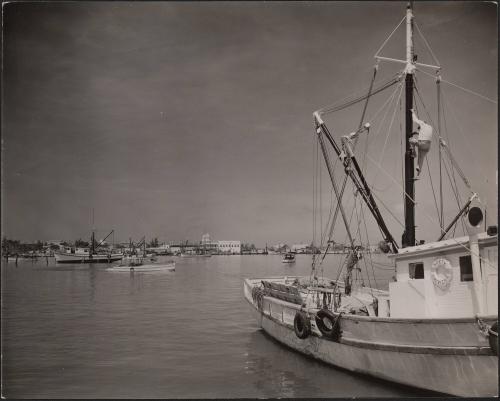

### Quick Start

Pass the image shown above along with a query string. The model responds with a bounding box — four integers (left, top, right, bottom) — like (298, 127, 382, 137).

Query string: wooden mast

(402, 2, 416, 248)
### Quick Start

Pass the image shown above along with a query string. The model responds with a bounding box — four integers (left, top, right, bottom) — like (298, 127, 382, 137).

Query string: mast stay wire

(356, 198, 378, 292)
(317, 74, 402, 116)
(319, 179, 361, 285)
(369, 190, 406, 229)
(323, 65, 380, 245)
(364, 152, 495, 270)
(416, 67, 497, 105)
(322, 75, 404, 247)
(316, 64, 381, 266)
(314, 60, 484, 275)
(354, 200, 374, 293)
(361, 202, 381, 290)
(414, 21, 440, 67)
(441, 89, 491, 190)
(413, 78, 472, 199)
(374, 80, 405, 179)
(440, 90, 485, 234)
(374, 16, 407, 58)
(327, 69, 478, 259)
(412, 87, 466, 238)
(415, 80, 467, 229)
(389, 82, 468, 233)
(440, 154, 468, 237)
(413, 73, 494, 227)
(334, 199, 360, 284)
(425, 155, 442, 226)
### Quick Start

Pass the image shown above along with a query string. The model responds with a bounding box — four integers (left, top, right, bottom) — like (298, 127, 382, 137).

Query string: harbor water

(2, 254, 431, 398)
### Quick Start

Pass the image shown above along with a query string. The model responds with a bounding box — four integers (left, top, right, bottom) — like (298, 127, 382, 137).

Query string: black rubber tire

(488, 322, 498, 356)
(294, 311, 311, 339)
(315, 309, 341, 341)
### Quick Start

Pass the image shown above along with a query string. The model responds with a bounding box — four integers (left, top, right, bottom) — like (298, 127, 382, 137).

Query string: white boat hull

(244, 278, 498, 397)
(54, 252, 123, 264)
(108, 262, 175, 272)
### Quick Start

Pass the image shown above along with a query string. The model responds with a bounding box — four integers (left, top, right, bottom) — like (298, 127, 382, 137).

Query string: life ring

(294, 311, 311, 339)
(315, 309, 342, 341)
(488, 322, 498, 355)
(431, 258, 453, 290)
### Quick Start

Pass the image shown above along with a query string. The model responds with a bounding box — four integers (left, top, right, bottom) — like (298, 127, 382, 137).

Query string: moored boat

(54, 230, 123, 263)
(107, 256, 175, 272)
(282, 252, 296, 263)
(243, 3, 497, 397)
(54, 249, 123, 263)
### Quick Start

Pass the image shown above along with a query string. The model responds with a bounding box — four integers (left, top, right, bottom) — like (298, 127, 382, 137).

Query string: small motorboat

(282, 252, 296, 263)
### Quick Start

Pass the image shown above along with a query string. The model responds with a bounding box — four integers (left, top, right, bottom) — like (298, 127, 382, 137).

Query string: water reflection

(3, 256, 426, 398)
(245, 330, 319, 397)
(245, 329, 431, 398)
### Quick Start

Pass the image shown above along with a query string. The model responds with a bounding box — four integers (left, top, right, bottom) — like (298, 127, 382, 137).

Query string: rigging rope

(359, 198, 379, 291)
(437, 90, 468, 236)
(374, 16, 406, 58)
(317, 74, 402, 116)
(441, 156, 467, 237)
(441, 89, 491, 189)
(413, 76, 472, 236)
(377, 80, 405, 169)
(437, 74, 444, 230)
(358, 80, 404, 192)
(369, 190, 405, 229)
(425, 156, 442, 224)
(440, 141, 472, 190)
(416, 67, 497, 104)
(364, 152, 496, 270)
(320, 64, 380, 262)
(439, 90, 463, 214)
(414, 22, 441, 67)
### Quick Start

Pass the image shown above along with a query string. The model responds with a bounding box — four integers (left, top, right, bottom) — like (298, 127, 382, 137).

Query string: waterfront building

(201, 233, 211, 245)
(200, 233, 218, 253)
(217, 240, 241, 254)
(291, 243, 309, 254)
(146, 243, 171, 254)
(169, 244, 182, 255)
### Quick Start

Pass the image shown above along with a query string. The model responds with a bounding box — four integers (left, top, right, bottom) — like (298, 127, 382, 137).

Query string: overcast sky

(2, 1, 497, 246)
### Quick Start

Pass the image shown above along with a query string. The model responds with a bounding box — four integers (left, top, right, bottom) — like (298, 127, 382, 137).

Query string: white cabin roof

(389, 232, 497, 260)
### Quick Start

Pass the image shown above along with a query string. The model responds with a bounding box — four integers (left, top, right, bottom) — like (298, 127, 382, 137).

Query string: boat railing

(261, 280, 303, 305)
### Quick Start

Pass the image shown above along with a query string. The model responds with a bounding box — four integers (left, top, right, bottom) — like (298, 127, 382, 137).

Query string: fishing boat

(108, 256, 175, 272)
(108, 236, 175, 272)
(180, 250, 211, 257)
(282, 252, 296, 264)
(54, 230, 123, 263)
(244, 3, 497, 397)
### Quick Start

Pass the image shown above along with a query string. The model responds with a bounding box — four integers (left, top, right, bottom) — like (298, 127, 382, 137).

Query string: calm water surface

(2, 255, 430, 398)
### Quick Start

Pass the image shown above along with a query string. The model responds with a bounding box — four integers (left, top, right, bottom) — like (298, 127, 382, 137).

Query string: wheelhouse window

(460, 255, 473, 281)
(409, 262, 424, 279)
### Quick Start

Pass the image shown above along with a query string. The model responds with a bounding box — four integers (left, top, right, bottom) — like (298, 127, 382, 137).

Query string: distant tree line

(2, 237, 54, 254)
(241, 243, 256, 252)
